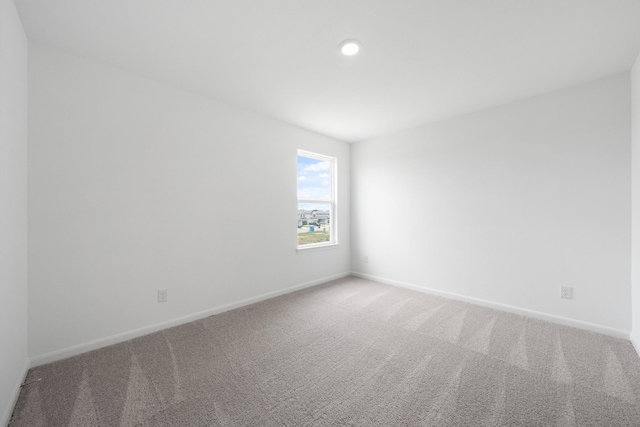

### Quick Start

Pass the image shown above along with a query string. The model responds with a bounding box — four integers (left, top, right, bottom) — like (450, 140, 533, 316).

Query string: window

(297, 150, 337, 248)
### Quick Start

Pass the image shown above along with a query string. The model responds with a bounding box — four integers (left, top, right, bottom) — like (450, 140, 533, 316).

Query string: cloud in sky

(298, 155, 331, 200)
(304, 161, 330, 172)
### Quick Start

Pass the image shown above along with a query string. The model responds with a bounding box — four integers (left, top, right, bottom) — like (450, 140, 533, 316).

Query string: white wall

(28, 45, 350, 362)
(0, 0, 29, 424)
(352, 74, 631, 335)
(632, 54, 640, 350)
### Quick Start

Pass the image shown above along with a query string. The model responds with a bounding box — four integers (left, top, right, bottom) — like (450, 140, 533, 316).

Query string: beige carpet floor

(9, 276, 640, 426)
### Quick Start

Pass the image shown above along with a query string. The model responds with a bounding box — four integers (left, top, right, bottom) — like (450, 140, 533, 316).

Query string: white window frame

(297, 150, 338, 251)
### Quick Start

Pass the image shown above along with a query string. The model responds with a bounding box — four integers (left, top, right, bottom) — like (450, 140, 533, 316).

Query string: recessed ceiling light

(339, 39, 361, 56)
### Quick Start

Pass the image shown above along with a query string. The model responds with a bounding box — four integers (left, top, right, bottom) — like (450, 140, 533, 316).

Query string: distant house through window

(297, 150, 337, 248)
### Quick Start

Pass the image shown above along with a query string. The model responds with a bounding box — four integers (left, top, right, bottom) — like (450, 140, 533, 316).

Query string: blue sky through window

(297, 155, 331, 202)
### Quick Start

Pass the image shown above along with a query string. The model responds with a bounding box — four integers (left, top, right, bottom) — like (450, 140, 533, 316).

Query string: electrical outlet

(364, 255, 368, 264)
(158, 289, 168, 303)
(560, 286, 573, 300)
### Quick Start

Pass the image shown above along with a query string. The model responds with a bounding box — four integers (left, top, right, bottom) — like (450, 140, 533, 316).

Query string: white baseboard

(27, 270, 634, 368)
(630, 332, 640, 357)
(2, 358, 29, 427)
(352, 272, 630, 340)
(29, 272, 351, 368)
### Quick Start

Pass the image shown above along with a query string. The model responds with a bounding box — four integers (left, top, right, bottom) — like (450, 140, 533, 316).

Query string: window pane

(297, 202, 331, 246)
(297, 155, 331, 200)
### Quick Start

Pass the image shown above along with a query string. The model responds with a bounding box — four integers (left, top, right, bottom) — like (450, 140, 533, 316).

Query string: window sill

(296, 243, 339, 254)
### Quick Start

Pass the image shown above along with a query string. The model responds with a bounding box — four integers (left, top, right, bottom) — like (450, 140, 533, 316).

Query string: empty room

(4, 0, 640, 425)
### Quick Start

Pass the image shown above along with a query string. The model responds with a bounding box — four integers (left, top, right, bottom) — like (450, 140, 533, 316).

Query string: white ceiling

(15, 0, 640, 142)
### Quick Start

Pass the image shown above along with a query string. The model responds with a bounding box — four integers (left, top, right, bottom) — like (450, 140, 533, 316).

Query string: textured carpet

(9, 276, 640, 426)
